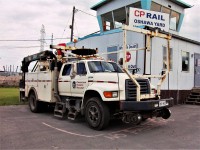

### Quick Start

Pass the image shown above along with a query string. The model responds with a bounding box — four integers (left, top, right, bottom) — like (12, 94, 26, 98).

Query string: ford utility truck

(19, 26, 174, 130)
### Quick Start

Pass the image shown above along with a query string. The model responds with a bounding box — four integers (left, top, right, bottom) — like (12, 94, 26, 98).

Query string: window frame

(181, 51, 190, 72)
(162, 46, 173, 71)
(77, 62, 87, 75)
(62, 64, 72, 76)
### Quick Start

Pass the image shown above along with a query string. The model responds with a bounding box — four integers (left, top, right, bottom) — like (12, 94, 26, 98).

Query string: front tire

(85, 97, 110, 130)
(28, 92, 41, 113)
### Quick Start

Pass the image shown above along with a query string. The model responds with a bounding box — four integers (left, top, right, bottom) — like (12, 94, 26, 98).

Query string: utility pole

(70, 6, 76, 42)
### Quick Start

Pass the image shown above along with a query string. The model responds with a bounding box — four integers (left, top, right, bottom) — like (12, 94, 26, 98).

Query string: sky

(0, 0, 199, 72)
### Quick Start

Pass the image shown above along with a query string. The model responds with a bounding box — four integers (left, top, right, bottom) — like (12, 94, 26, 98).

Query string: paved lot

(0, 104, 200, 149)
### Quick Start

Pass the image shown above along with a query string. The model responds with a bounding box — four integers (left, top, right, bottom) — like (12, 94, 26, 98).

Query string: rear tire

(85, 97, 110, 130)
(28, 92, 41, 113)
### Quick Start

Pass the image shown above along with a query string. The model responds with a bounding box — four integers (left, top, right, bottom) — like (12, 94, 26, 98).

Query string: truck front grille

(125, 79, 150, 101)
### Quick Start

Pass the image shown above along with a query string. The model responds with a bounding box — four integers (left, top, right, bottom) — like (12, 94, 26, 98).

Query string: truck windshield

(88, 61, 123, 73)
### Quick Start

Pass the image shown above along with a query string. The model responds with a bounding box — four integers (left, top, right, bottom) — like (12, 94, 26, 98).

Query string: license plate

(159, 101, 166, 107)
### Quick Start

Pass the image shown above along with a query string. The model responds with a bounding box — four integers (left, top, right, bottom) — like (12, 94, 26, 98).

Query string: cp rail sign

(129, 8, 169, 32)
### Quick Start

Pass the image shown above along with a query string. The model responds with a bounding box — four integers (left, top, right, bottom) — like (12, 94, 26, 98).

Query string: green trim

(177, 13, 184, 32)
(169, 0, 192, 8)
(91, 0, 107, 10)
(97, 15, 103, 33)
(141, 0, 152, 10)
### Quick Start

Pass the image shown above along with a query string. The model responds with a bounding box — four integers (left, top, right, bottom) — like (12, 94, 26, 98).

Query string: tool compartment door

(37, 71, 52, 102)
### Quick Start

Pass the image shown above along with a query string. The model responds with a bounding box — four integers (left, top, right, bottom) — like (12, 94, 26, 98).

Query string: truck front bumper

(120, 98, 174, 111)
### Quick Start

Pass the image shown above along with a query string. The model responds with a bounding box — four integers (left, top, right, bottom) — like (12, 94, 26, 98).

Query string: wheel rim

(88, 104, 100, 126)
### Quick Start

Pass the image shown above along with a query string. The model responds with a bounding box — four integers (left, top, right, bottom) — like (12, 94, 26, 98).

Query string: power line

(0, 37, 71, 42)
(0, 46, 41, 49)
(60, 11, 72, 43)
(76, 9, 96, 17)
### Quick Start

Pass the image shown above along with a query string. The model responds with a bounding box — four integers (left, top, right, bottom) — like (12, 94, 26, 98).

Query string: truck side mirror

(70, 63, 77, 77)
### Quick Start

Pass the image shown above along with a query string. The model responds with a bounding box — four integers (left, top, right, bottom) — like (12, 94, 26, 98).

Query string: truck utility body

(19, 26, 173, 130)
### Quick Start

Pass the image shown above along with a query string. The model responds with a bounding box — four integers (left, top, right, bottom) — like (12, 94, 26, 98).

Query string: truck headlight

(103, 91, 118, 98)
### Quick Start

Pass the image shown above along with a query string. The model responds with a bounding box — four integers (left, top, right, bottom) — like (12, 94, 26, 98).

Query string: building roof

(91, 0, 111, 10)
(169, 0, 192, 8)
(91, 0, 192, 10)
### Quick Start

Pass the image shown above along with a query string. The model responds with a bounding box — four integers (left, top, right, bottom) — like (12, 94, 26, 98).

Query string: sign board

(126, 52, 131, 62)
(129, 8, 169, 32)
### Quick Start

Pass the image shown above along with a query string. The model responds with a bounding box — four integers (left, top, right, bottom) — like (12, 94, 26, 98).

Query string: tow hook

(122, 113, 142, 124)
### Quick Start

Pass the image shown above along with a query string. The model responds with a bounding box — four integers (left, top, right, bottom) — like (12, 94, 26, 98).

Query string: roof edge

(169, 0, 192, 8)
(91, 0, 110, 10)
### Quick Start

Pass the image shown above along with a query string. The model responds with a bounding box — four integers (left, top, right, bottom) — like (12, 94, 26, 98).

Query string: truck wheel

(28, 92, 40, 113)
(85, 97, 110, 130)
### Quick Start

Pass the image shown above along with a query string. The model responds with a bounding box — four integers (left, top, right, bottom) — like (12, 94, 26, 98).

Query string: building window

(101, 12, 114, 31)
(182, 51, 190, 72)
(150, 2, 180, 31)
(113, 7, 126, 28)
(162, 6, 180, 31)
(170, 10, 180, 31)
(151, 2, 161, 12)
(163, 47, 173, 70)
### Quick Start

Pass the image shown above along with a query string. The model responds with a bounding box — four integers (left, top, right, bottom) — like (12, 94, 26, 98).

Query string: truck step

(54, 102, 66, 118)
(67, 110, 78, 121)
(54, 114, 65, 118)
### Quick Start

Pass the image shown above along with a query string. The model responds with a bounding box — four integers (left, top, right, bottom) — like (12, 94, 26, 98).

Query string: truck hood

(91, 73, 129, 83)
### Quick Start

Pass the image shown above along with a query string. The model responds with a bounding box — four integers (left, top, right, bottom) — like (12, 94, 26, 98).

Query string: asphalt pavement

(0, 104, 200, 149)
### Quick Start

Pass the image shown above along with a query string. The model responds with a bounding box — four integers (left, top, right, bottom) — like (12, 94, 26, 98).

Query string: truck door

(58, 64, 72, 96)
(71, 62, 88, 97)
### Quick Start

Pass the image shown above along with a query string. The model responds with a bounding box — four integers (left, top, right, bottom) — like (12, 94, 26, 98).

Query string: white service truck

(19, 46, 173, 130)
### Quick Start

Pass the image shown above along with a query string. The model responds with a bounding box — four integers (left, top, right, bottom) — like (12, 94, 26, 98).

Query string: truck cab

(55, 59, 173, 129)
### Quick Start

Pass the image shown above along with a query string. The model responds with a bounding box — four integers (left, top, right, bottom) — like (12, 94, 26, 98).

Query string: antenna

(40, 24, 46, 52)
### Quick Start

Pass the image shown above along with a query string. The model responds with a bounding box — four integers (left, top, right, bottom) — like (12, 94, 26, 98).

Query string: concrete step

(187, 97, 200, 101)
(185, 100, 196, 105)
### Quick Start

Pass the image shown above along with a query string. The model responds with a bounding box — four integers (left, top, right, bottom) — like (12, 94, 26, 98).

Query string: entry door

(194, 53, 200, 87)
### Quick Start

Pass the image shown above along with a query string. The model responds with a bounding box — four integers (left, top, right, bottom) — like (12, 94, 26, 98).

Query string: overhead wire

(0, 37, 71, 42)
(59, 11, 72, 43)
(76, 9, 96, 17)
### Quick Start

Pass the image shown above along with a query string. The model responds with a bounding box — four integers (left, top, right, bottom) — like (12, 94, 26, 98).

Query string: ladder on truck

(122, 25, 171, 101)
(100, 25, 172, 101)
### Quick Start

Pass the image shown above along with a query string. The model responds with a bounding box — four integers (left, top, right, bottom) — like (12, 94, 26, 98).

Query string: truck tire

(28, 92, 41, 113)
(85, 97, 110, 130)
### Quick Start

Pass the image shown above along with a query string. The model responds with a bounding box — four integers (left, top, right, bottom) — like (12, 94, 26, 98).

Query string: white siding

(71, 31, 200, 91)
